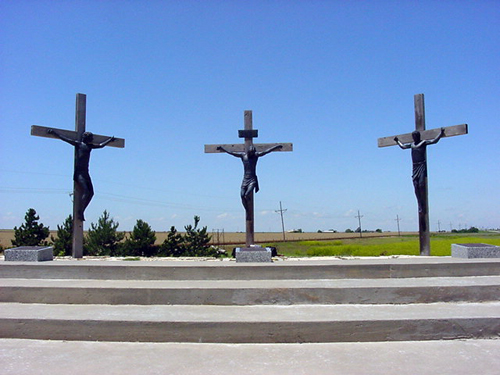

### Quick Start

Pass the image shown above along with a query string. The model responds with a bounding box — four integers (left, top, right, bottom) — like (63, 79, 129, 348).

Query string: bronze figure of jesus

(217, 144, 283, 211)
(394, 128, 444, 213)
(47, 129, 115, 221)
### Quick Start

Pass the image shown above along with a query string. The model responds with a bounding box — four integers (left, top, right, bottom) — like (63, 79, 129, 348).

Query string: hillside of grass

(266, 232, 500, 257)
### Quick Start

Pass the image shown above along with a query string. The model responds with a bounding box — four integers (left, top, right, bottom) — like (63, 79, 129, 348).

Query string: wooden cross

(31, 93, 125, 258)
(205, 110, 292, 247)
(378, 94, 468, 255)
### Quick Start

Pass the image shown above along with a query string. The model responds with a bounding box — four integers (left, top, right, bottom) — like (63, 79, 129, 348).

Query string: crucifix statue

(31, 93, 125, 258)
(378, 94, 468, 255)
(205, 110, 292, 247)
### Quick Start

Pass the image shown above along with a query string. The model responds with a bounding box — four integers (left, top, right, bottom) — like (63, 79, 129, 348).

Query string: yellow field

(0, 229, 404, 249)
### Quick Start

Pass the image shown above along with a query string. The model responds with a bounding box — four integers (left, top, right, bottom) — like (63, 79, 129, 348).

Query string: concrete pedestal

(452, 243, 500, 259)
(235, 246, 272, 263)
(4, 246, 53, 262)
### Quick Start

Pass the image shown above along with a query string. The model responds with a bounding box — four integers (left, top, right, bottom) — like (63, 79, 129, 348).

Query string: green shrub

(121, 219, 157, 257)
(51, 215, 73, 256)
(84, 210, 125, 256)
(12, 208, 50, 247)
(160, 216, 218, 257)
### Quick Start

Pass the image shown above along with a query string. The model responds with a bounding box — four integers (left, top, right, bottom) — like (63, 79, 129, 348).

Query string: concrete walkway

(1, 338, 499, 375)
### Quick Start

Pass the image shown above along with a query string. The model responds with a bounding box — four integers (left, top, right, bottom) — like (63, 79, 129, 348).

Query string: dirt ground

(0, 229, 402, 249)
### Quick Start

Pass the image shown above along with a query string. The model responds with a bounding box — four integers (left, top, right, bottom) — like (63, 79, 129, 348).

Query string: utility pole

(395, 215, 402, 236)
(275, 201, 287, 242)
(437, 220, 441, 233)
(355, 210, 363, 238)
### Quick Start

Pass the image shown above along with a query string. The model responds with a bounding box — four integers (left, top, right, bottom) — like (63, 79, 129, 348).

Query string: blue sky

(1, 0, 499, 233)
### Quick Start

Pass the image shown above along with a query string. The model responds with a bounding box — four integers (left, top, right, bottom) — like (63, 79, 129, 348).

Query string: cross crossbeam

(378, 124, 468, 148)
(31, 125, 125, 148)
(205, 143, 292, 153)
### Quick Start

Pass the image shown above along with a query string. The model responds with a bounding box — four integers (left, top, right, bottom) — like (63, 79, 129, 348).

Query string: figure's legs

(413, 176, 426, 214)
(76, 174, 94, 221)
(240, 181, 256, 212)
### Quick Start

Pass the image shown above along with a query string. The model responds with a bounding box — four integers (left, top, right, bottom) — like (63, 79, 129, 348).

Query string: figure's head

(248, 145, 256, 155)
(412, 131, 421, 142)
(82, 132, 94, 143)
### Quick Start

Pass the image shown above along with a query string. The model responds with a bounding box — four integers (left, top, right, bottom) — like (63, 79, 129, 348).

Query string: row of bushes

(9, 208, 221, 258)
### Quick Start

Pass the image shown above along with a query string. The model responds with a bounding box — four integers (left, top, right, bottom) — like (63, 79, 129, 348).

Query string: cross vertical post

(414, 94, 431, 255)
(243, 110, 255, 247)
(72, 94, 86, 258)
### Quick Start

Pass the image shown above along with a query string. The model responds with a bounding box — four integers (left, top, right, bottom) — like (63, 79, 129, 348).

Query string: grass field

(265, 232, 500, 257)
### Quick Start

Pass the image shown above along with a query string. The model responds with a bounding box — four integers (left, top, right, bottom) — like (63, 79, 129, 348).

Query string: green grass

(266, 233, 500, 257)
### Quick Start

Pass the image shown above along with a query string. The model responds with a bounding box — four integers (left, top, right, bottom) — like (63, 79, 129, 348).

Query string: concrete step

(1, 302, 499, 343)
(1, 276, 499, 305)
(1, 257, 500, 280)
(2, 338, 500, 375)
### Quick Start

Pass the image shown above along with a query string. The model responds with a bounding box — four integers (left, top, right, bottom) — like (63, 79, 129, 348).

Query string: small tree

(51, 215, 73, 256)
(160, 216, 217, 257)
(183, 215, 214, 256)
(160, 226, 184, 257)
(12, 208, 50, 247)
(85, 210, 124, 256)
(122, 219, 157, 257)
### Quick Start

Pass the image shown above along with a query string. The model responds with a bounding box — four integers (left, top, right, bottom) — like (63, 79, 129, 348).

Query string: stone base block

(452, 243, 500, 259)
(235, 246, 272, 263)
(4, 246, 54, 262)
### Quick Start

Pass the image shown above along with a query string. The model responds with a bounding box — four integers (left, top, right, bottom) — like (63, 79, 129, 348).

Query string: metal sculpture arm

(425, 127, 445, 145)
(217, 146, 243, 158)
(256, 144, 283, 157)
(394, 136, 411, 150)
(47, 128, 78, 146)
(93, 136, 116, 149)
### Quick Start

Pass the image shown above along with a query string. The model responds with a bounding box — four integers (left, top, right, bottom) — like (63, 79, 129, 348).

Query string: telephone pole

(275, 201, 287, 242)
(355, 210, 363, 238)
(395, 215, 402, 236)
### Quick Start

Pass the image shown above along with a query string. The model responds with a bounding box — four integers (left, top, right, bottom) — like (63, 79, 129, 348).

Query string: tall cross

(205, 110, 292, 247)
(31, 93, 124, 258)
(378, 94, 468, 255)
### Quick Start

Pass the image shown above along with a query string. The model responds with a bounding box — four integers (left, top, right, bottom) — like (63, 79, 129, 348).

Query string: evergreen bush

(122, 219, 157, 257)
(12, 208, 50, 247)
(51, 215, 73, 256)
(160, 216, 218, 257)
(84, 210, 124, 256)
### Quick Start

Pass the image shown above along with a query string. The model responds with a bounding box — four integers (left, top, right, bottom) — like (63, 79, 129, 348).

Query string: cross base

(234, 246, 273, 263)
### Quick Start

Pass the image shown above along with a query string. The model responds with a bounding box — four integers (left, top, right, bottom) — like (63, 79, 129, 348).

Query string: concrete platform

(1, 256, 498, 373)
(1, 338, 499, 375)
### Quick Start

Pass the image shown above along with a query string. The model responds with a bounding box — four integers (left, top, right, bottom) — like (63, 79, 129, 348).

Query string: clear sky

(1, 0, 499, 234)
